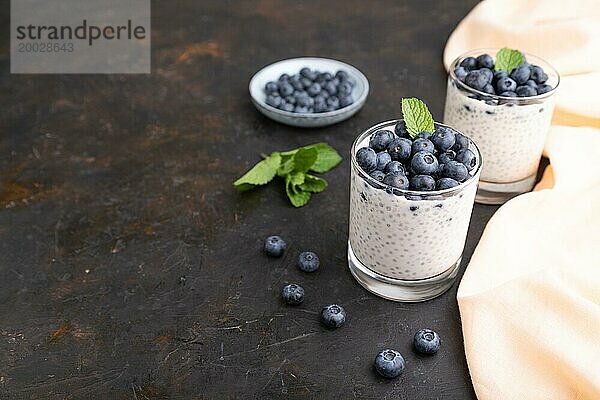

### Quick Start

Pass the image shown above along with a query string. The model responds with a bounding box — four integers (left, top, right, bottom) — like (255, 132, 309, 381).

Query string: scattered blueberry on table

(454, 48, 553, 98)
(321, 304, 346, 328)
(265, 68, 354, 113)
(413, 328, 441, 355)
(297, 251, 320, 272)
(264, 235, 286, 257)
(282, 283, 305, 305)
(373, 349, 406, 378)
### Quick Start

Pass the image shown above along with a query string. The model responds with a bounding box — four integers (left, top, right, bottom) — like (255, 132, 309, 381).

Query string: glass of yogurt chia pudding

(443, 49, 559, 204)
(348, 119, 482, 302)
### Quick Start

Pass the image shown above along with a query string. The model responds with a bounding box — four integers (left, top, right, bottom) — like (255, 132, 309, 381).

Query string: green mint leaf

(285, 174, 311, 207)
(299, 174, 327, 193)
(287, 171, 306, 187)
(277, 156, 295, 177)
(233, 152, 282, 191)
(291, 147, 318, 173)
(495, 48, 524, 72)
(401, 98, 434, 139)
(308, 143, 342, 173)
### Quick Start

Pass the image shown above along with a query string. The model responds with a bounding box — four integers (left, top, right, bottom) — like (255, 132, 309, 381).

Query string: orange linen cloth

(443, 1, 600, 399)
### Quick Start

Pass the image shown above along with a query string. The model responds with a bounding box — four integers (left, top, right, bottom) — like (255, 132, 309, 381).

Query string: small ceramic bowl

(249, 57, 369, 128)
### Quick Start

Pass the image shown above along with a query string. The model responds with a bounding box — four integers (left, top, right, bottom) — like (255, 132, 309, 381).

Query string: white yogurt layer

(348, 135, 479, 281)
(443, 80, 555, 183)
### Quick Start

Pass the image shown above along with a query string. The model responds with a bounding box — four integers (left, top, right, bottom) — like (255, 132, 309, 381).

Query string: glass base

(475, 173, 537, 205)
(347, 242, 460, 302)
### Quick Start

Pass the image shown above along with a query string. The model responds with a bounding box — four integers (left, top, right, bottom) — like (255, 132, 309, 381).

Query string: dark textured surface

(0, 0, 499, 398)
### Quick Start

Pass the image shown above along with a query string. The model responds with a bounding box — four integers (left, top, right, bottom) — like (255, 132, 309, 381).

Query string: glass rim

(449, 47, 560, 102)
(350, 119, 482, 198)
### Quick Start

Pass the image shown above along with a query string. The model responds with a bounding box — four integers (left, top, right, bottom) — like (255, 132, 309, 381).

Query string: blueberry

(297, 251, 319, 272)
(300, 67, 317, 81)
(356, 147, 377, 172)
(482, 84, 495, 95)
(324, 81, 337, 95)
(394, 121, 409, 138)
(510, 64, 531, 85)
(289, 78, 304, 91)
(384, 160, 404, 175)
(264, 236, 286, 257)
(294, 105, 309, 113)
(436, 177, 459, 190)
(464, 70, 488, 91)
(265, 81, 279, 94)
(410, 151, 439, 175)
(413, 328, 441, 355)
(278, 73, 290, 82)
(374, 349, 405, 379)
(410, 175, 436, 191)
(296, 95, 314, 108)
(300, 77, 313, 89)
(537, 84, 552, 95)
(525, 79, 538, 90)
(530, 65, 548, 84)
(479, 68, 493, 84)
(326, 96, 340, 110)
(495, 77, 517, 93)
(431, 127, 456, 152)
(453, 66, 468, 81)
(321, 304, 346, 328)
(476, 54, 494, 69)
(376, 152, 392, 171)
(455, 148, 477, 171)
(493, 70, 508, 82)
(416, 131, 432, 140)
(284, 95, 296, 105)
(313, 99, 328, 113)
(337, 81, 352, 96)
(369, 170, 385, 182)
(282, 284, 304, 305)
(335, 70, 350, 81)
(339, 95, 353, 108)
(279, 102, 295, 112)
(266, 95, 282, 108)
(293, 90, 308, 98)
(382, 172, 409, 189)
(459, 56, 478, 71)
(442, 160, 469, 182)
(438, 150, 456, 165)
(307, 82, 322, 97)
(411, 138, 435, 155)
(516, 85, 537, 97)
(318, 72, 332, 81)
(369, 130, 395, 152)
(451, 133, 469, 152)
(278, 81, 294, 96)
(499, 91, 517, 97)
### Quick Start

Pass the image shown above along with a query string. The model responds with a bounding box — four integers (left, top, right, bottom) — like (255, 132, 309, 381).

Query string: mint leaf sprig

(234, 143, 342, 207)
(401, 98, 435, 139)
(494, 47, 525, 73)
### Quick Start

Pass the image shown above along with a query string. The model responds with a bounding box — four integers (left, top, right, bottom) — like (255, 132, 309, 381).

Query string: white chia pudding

(443, 49, 559, 185)
(348, 120, 481, 281)
(443, 80, 555, 183)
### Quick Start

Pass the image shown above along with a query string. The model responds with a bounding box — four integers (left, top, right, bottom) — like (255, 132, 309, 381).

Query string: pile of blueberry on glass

(264, 235, 441, 379)
(454, 53, 552, 97)
(264, 67, 354, 113)
(356, 121, 477, 191)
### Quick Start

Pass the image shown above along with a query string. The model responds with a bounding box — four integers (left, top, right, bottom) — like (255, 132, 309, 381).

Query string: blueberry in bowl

(249, 57, 369, 128)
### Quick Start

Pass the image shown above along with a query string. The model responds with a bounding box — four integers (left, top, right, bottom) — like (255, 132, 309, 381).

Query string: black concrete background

(0, 1, 501, 398)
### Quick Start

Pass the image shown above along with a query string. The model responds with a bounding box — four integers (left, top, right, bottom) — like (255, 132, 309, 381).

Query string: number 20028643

(18, 42, 74, 52)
